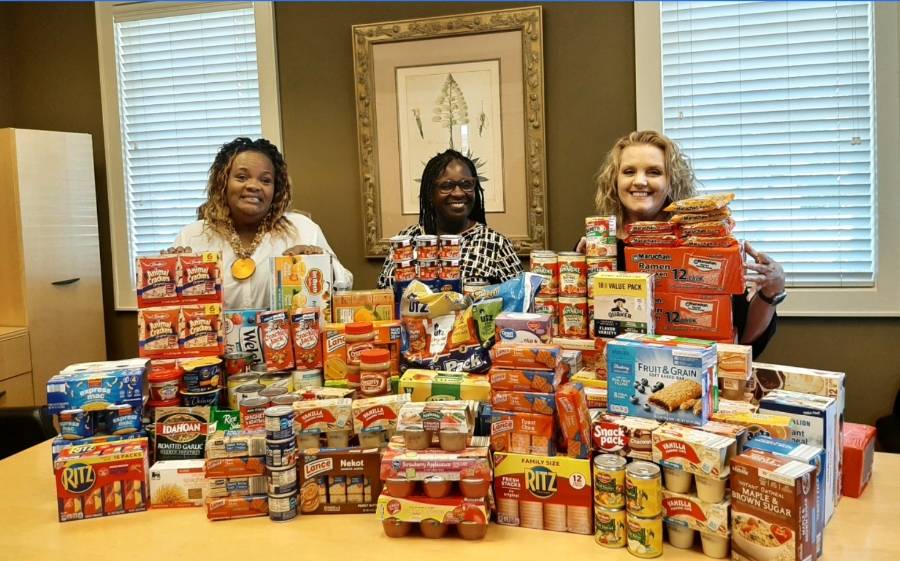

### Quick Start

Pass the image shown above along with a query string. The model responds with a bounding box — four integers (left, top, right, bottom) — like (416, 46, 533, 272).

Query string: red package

(257, 310, 295, 372)
(181, 304, 224, 357)
(841, 423, 876, 498)
(555, 382, 592, 459)
(292, 307, 322, 369)
(139, 307, 181, 358)
(136, 255, 179, 308)
(177, 252, 223, 304)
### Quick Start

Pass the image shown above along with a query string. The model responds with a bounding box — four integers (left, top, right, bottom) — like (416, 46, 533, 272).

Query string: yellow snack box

(331, 289, 394, 323)
(709, 411, 792, 440)
(398, 369, 491, 402)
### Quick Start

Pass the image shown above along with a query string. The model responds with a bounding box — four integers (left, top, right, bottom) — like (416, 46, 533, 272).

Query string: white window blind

(660, 1, 874, 288)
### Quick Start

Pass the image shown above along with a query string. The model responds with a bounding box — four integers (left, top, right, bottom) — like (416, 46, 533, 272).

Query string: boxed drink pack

(495, 312, 554, 344)
(607, 334, 717, 426)
(398, 369, 491, 402)
(298, 447, 382, 514)
(270, 254, 334, 328)
(653, 292, 733, 340)
(730, 450, 818, 561)
(592, 271, 655, 338)
(224, 309, 266, 366)
(743, 435, 826, 556)
(625, 244, 745, 295)
(331, 289, 394, 323)
(841, 423, 876, 498)
(492, 452, 593, 535)
(149, 459, 206, 508)
(758, 390, 838, 525)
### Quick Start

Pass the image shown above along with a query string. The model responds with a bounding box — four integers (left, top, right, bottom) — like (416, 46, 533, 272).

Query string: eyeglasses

(434, 178, 477, 194)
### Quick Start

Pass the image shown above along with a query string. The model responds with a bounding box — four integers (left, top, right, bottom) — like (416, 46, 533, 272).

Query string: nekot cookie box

(492, 452, 593, 535)
(298, 447, 382, 514)
(607, 334, 716, 427)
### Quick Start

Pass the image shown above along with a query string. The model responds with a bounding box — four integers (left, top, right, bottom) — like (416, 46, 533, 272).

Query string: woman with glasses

(376, 149, 523, 289)
(169, 137, 353, 310)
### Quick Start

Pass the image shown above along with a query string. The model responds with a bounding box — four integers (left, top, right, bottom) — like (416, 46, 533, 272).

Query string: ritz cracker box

(592, 271, 655, 338)
(492, 452, 593, 535)
(606, 334, 717, 427)
(270, 254, 333, 329)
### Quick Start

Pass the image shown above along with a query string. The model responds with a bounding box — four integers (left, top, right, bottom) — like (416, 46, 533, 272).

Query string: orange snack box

(292, 307, 323, 369)
(488, 366, 564, 394)
(653, 292, 733, 340)
(490, 410, 556, 456)
(625, 244, 745, 295)
(491, 343, 562, 371)
(203, 457, 267, 479)
(205, 495, 269, 520)
(841, 422, 876, 498)
(491, 391, 557, 416)
(555, 383, 592, 459)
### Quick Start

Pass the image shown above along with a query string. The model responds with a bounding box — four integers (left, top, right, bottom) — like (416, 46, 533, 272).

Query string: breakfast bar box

(592, 271, 655, 338)
(298, 447, 382, 514)
(492, 452, 593, 535)
(625, 244, 745, 295)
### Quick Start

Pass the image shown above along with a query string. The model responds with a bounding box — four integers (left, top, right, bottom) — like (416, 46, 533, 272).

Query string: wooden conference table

(0, 441, 895, 560)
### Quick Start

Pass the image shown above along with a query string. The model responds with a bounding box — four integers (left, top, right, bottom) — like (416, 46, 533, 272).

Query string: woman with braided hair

(170, 137, 353, 309)
(377, 149, 523, 289)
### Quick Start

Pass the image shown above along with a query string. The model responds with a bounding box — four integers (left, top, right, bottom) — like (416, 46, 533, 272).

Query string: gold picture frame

(352, 6, 548, 257)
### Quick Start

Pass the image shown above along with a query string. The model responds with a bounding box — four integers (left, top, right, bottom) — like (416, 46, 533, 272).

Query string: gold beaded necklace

(228, 221, 266, 280)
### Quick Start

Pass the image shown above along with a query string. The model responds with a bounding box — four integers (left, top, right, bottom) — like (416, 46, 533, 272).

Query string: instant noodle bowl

(595, 506, 626, 548)
(227, 374, 259, 409)
(181, 357, 222, 391)
(268, 492, 298, 522)
(594, 454, 627, 509)
(292, 369, 323, 388)
(438, 235, 462, 259)
(394, 260, 417, 282)
(223, 352, 253, 376)
(148, 368, 184, 402)
(105, 404, 141, 435)
(625, 461, 662, 517)
(259, 371, 292, 391)
(626, 512, 663, 558)
(265, 405, 296, 441)
(59, 409, 93, 440)
(558, 252, 587, 297)
(415, 235, 439, 260)
(240, 396, 271, 430)
(180, 387, 221, 408)
(390, 235, 415, 262)
(418, 260, 439, 281)
(439, 259, 461, 280)
(267, 464, 298, 495)
(531, 250, 559, 297)
(265, 435, 297, 468)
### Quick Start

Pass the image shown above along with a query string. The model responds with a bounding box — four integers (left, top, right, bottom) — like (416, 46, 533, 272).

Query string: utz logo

(304, 457, 334, 479)
(61, 462, 96, 494)
(305, 269, 325, 295)
(525, 466, 557, 499)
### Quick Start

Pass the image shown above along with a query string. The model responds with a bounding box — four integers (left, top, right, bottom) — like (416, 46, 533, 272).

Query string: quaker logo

(61, 462, 96, 494)
(525, 466, 557, 499)
(607, 310, 632, 319)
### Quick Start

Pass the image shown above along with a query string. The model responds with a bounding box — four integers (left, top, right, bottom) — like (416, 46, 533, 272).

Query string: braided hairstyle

(197, 137, 297, 240)
(418, 149, 487, 235)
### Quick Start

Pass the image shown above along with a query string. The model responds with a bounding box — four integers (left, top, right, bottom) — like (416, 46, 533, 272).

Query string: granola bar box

(730, 450, 818, 561)
(607, 334, 716, 427)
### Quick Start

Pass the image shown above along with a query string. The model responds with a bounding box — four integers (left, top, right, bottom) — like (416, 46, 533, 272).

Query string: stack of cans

(390, 234, 465, 312)
(265, 405, 298, 522)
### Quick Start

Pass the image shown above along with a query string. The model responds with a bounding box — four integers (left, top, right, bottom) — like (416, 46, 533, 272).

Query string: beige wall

(0, 2, 897, 428)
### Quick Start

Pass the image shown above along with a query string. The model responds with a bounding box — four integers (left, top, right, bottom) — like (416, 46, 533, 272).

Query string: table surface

(0, 440, 894, 560)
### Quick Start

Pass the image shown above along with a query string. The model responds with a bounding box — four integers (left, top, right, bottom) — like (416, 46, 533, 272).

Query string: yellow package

(669, 207, 732, 224)
(664, 193, 735, 213)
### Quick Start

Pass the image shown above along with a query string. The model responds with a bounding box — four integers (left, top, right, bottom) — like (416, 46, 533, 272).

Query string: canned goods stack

(624, 461, 664, 558)
(593, 455, 627, 548)
(266, 405, 298, 522)
(391, 234, 466, 315)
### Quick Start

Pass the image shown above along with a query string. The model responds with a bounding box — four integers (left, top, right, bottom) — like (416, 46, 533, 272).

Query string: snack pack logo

(525, 466, 557, 499)
(593, 423, 626, 451)
(61, 462, 96, 494)
(304, 457, 334, 479)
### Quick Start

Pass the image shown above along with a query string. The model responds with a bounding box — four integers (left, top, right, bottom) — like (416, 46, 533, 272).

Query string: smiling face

(617, 144, 671, 224)
(432, 159, 476, 233)
(226, 150, 276, 230)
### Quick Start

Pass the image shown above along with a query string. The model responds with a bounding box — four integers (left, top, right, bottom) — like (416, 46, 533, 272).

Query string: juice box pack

(331, 289, 395, 323)
(625, 244, 745, 295)
(592, 271, 655, 338)
(270, 254, 333, 328)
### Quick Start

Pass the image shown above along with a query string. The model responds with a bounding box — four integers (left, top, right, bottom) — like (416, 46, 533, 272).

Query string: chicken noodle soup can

(59, 409, 93, 440)
(228, 374, 259, 409)
(585, 216, 617, 257)
(389, 235, 414, 262)
(558, 252, 587, 297)
(558, 297, 588, 339)
(625, 513, 663, 558)
(595, 506, 626, 548)
(394, 259, 417, 282)
(415, 235, 439, 260)
(265, 405, 297, 441)
(625, 461, 662, 518)
(533, 297, 559, 337)
(586, 256, 618, 298)
(292, 369, 323, 389)
(439, 259, 461, 280)
(531, 251, 559, 297)
(418, 260, 439, 281)
(438, 235, 462, 259)
(594, 454, 627, 509)
(259, 371, 293, 392)
(268, 492, 298, 522)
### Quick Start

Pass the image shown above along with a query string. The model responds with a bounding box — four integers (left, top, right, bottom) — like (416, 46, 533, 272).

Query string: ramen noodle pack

(592, 272, 655, 338)
(665, 193, 735, 214)
(398, 370, 491, 402)
(590, 412, 661, 462)
(492, 452, 593, 535)
(149, 459, 206, 508)
(624, 244, 745, 295)
(54, 439, 149, 522)
(270, 254, 334, 328)
(606, 334, 716, 426)
(298, 447, 381, 514)
(47, 363, 145, 414)
(730, 450, 818, 561)
(653, 292, 733, 340)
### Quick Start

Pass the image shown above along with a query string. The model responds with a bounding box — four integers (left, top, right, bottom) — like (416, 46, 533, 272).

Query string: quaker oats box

(592, 271, 655, 338)
(298, 447, 382, 514)
(730, 450, 818, 561)
(606, 334, 716, 427)
(757, 390, 838, 527)
(590, 412, 660, 461)
(743, 435, 826, 557)
(270, 255, 333, 329)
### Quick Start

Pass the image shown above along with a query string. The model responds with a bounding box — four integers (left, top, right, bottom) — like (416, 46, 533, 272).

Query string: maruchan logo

(632, 253, 671, 262)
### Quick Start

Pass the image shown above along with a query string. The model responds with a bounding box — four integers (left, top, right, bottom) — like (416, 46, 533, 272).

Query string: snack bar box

(624, 244, 745, 295)
(270, 254, 333, 328)
(492, 452, 593, 535)
(606, 334, 716, 427)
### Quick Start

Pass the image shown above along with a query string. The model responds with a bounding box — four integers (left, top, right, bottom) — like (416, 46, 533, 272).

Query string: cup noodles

(840, 423, 875, 499)
(590, 413, 661, 461)
(606, 334, 716, 427)
(257, 310, 295, 372)
(592, 271, 655, 338)
(625, 244, 745, 295)
(492, 452, 593, 535)
(757, 390, 838, 526)
(270, 254, 333, 329)
(331, 289, 394, 323)
(351, 394, 411, 434)
(292, 398, 353, 434)
(136, 255, 179, 307)
(398, 369, 491, 402)
(149, 459, 206, 508)
(742, 435, 826, 557)
(495, 312, 554, 344)
(730, 450, 818, 561)
(224, 310, 265, 366)
(653, 292, 733, 340)
(177, 252, 223, 304)
(662, 489, 730, 538)
(555, 337, 609, 380)
(298, 447, 382, 514)
(490, 410, 556, 456)
(652, 422, 737, 478)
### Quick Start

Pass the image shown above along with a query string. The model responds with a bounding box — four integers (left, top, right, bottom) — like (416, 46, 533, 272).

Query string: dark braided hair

(418, 149, 487, 235)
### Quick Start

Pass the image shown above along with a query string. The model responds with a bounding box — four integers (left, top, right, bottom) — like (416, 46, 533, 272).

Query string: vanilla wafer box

(492, 452, 593, 535)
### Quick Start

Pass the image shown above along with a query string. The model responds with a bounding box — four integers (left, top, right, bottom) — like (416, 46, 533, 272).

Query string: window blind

(114, 6, 263, 264)
(660, 1, 874, 287)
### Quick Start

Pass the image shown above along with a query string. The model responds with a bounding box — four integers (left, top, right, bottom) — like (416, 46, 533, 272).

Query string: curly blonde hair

(593, 130, 699, 225)
(197, 137, 296, 240)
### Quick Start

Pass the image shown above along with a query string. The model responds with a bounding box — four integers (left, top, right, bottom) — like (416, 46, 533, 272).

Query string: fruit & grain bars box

(592, 271, 655, 338)
(224, 309, 265, 365)
(399, 369, 491, 402)
(54, 439, 149, 522)
(590, 412, 661, 461)
(270, 254, 333, 328)
(492, 452, 593, 535)
(606, 334, 716, 427)
(841, 423, 875, 499)
(625, 244, 745, 295)
(495, 312, 554, 344)
(298, 447, 382, 514)
(743, 435, 826, 556)
(149, 459, 206, 509)
(555, 337, 609, 380)
(331, 289, 394, 323)
(653, 292, 733, 340)
(652, 422, 737, 478)
(758, 390, 838, 526)
(730, 450, 818, 561)
(662, 489, 730, 538)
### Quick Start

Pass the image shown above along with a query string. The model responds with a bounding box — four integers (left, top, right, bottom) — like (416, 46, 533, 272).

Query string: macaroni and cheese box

(270, 254, 333, 328)
(298, 447, 382, 514)
(149, 459, 206, 509)
(399, 369, 491, 402)
(47, 366, 145, 414)
(492, 452, 593, 535)
(625, 244, 745, 295)
(592, 272, 655, 338)
(331, 289, 394, 323)
(653, 292, 733, 340)
(54, 439, 149, 523)
(606, 334, 716, 426)
(224, 309, 266, 366)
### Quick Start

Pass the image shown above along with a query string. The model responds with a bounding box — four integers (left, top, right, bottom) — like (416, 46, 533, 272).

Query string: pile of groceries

(47, 194, 878, 561)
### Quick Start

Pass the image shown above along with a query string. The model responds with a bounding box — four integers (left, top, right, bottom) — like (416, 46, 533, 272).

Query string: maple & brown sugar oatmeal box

(730, 450, 817, 561)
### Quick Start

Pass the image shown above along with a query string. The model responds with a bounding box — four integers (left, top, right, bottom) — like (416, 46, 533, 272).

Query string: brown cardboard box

(297, 447, 382, 514)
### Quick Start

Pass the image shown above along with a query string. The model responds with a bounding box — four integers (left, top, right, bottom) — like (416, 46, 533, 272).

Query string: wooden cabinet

(0, 129, 107, 405)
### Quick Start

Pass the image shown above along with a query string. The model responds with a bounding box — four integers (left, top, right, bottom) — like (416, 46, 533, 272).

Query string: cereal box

(590, 412, 660, 461)
(743, 435, 826, 556)
(490, 411, 556, 456)
(555, 383, 592, 459)
(380, 443, 491, 481)
(299, 447, 382, 514)
(136, 255, 179, 307)
(653, 292, 733, 340)
(662, 490, 730, 538)
(556, 337, 609, 380)
(606, 334, 716, 426)
(758, 390, 838, 526)
(331, 289, 394, 323)
(292, 398, 353, 434)
(149, 459, 206, 508)
(224, 309, 265, 366)
(495, 312, 554, 344)
(652, 422, 737, 478)
(491, 343, 562, 371)
(624, 244, 745, 295)
(841, 423, 875, 499)
(592, 271, 655, 338)
(54, 440, 149, 522)
(257, 310, 295, 372)
(488, 366, 564, 394)
(205, 495, 269, 520)
(270, 254, 333, 328)
(491, 390, 557, 416)
(730, 450, 818, 561)
(292, 307, 322, 369)
(351, 394, 411, 434)
(177, 252, 223, 304)
(492, 452, 593, 535)
(398, 369, 491, 402)
(47, 366, 145, 414)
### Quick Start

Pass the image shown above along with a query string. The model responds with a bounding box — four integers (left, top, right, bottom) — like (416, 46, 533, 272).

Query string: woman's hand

(162, 246, 192, 254)
(575, 237, 587, 254)
(744, 241, 785, 298)
(284, 245, 325, 256)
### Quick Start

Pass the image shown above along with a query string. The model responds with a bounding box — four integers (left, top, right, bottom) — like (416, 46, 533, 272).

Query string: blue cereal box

(607, 334, 716, 426)
(224, 309, 266, 365)
(48, 361, 147, 414)
(743, 435, 826, 557)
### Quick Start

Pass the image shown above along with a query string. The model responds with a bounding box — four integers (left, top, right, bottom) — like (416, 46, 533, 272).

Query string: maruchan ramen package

(653, 292, 733, 340)
(664, 193, 735, 213)
(270, 254, 334, 328)
(592, 272, 655, 338)
(625, 244, 745, 295)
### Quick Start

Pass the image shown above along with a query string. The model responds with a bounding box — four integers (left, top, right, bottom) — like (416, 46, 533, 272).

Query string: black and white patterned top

(376, 223, 524, 289)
